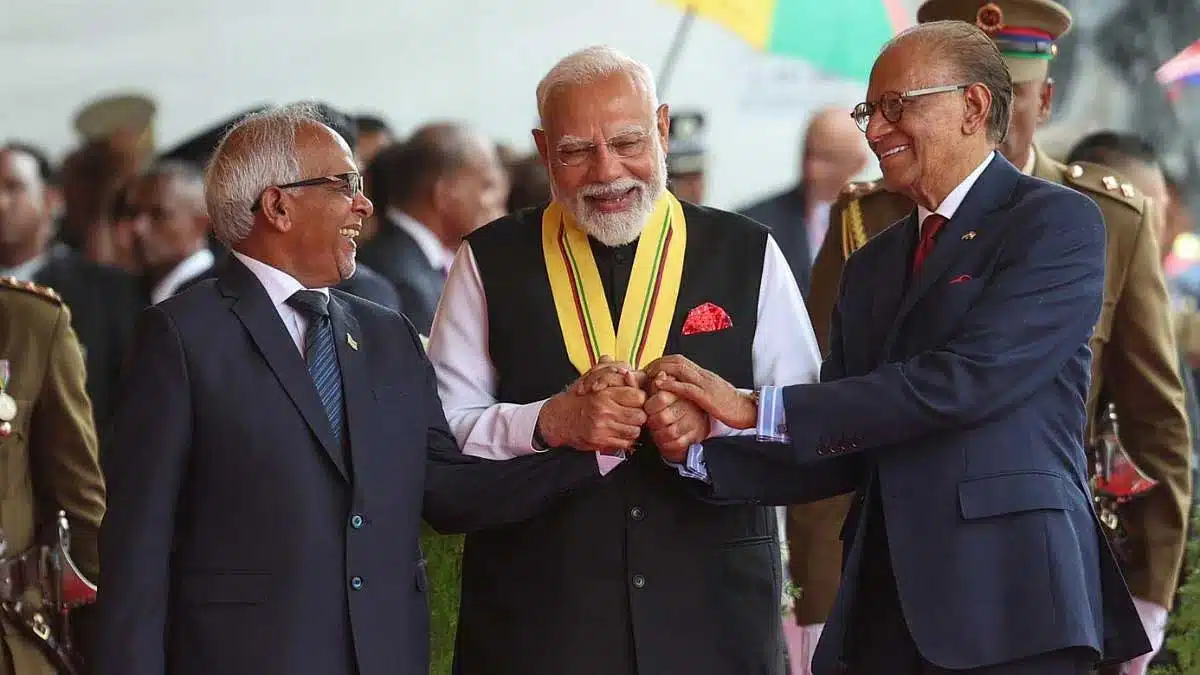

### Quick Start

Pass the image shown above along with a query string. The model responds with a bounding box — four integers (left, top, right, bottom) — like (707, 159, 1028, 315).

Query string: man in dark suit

(646, 21, 1150, 674)
(94, 103, 603, 675)
(357, 123, 508, 333)
(739, 109, 870, 297)
(0, 142, 141, 442)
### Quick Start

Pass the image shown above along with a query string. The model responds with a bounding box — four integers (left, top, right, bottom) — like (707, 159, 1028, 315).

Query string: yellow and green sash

(542, 193, 687, 375)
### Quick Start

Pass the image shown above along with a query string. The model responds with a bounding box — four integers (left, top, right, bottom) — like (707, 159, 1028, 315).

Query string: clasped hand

(535, 356, 717, 462)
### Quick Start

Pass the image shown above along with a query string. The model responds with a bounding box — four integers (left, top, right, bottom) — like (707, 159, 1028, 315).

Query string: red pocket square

(949, 274, 973, 285)
(682, 302, 733, 336)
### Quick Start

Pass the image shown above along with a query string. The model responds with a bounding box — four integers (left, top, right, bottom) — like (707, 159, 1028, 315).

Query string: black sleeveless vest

(455, 201, 787, 675)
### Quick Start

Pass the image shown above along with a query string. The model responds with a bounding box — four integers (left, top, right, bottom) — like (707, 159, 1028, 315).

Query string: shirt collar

(230, 250, 329, 309)
(0, 251, 49, 282)
(387, 208, 456, 272)
(917, 151, 995, 231)
(151, 247, 215, 304)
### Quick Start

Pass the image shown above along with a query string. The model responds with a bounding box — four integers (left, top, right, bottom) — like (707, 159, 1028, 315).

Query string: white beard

(559, 141, 668, 247)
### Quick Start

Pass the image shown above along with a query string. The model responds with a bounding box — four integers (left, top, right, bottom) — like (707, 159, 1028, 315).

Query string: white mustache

(579, 178, 643, 199)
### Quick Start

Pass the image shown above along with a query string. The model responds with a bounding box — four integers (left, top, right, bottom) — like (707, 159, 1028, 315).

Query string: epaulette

(836, 179, 886, 204)
(1062, 162, 1145, 215)
(836, 180, 890, 255)
(0, 277, 65, 306)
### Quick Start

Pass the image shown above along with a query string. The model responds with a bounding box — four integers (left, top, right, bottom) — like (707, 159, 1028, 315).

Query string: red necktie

(913, 213, 947, 276)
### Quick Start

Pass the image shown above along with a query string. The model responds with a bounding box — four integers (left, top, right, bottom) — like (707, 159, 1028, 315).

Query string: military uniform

(666, 111, 707, 204)
(0, 278, 105, 674)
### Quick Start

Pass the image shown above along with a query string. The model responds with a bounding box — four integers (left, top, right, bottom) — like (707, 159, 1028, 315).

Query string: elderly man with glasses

(786, 2, 1191, 673)
(93, 102, 607, 675)
(426, 45, 825, 675)
(642, 19, 1151, 675)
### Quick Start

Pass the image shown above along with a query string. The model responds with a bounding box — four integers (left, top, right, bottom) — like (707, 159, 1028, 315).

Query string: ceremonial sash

(542, 193, 687, 375)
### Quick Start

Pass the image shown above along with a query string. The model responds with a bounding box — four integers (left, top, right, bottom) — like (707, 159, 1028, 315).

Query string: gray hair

(204, 102, 327, 246)
(536, 46, 659, 126)
(883, 21, 1013, 144)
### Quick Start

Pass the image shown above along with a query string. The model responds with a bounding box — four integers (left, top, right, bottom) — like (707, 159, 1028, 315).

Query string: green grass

(1150, 508, 1200, 674)
(421, 522, 464, 675)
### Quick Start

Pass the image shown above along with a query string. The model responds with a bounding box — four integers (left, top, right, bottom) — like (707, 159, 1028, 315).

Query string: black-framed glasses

(552, 131, 652, 167)
(851, 84, 969, 132)
(250, 171, 363, 211)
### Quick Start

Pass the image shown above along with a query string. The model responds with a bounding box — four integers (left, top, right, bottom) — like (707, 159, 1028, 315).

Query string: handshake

(534, 355, 758, 463)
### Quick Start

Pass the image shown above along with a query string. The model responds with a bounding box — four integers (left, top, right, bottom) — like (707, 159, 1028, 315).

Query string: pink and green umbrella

(660, 0, 910, 89)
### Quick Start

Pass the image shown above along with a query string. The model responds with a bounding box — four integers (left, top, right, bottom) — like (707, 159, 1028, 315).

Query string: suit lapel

(883, 154, 1020, 355)
(329, 295, 369, 485)
(868, 214, 916, 367)
(220, 259, 350, 482)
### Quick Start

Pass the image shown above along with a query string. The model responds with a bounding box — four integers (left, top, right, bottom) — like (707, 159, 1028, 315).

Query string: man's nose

(353, 191, 374, 219)
(588, 144, 624, 184)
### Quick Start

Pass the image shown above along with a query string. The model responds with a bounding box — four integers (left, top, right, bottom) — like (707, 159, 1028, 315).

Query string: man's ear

(259, 188, 292, 233)
(1036, 79, 1054, 126)
(961, 83, 993, 136)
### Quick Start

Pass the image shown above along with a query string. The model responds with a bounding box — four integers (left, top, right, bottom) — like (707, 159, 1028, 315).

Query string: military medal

(0, 360, 13, 437)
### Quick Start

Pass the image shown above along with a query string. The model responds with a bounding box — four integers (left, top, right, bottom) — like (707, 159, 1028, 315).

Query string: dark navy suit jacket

(700, 155, 1151, 672)
(94, 257, 602, 675)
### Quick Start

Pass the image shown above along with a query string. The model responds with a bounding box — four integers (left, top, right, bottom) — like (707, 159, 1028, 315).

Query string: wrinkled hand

(643, 383, 709, 463)
(569, 355, 647, 395)
(644, 355, 757, 430)
(537, 357, 648, 453)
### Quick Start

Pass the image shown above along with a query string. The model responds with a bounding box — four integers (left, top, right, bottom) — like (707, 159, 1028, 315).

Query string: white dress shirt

(427, 233, 822, 475)
(230, 251, 328, 355)
(388, 208, 456, 274)
(916, 151, 995, 230)
(806, 201, 832, 263)
(150, 247, 215, 305)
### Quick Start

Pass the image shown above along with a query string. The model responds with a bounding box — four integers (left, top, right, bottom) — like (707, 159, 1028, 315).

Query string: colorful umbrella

(659, 0, 910, 87)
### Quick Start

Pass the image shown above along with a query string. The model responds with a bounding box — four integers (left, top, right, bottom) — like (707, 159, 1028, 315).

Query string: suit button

(632, 574, 646, 589)
(350, 514, 364, 529)
(629, 507, 644, 521)
(350, 576, 364, 591)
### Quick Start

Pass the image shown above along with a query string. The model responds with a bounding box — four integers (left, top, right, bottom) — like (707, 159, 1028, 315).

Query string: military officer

(666, 111, 708, 204)
(0, 277, 105, 674)
(787, 2, 1193, 673)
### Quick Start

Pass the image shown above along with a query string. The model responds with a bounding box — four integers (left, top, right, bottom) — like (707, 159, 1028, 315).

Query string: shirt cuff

(1132, 597, 1168, 653)
(514, 400, 549, 456)
(663, 444, 711, 483)
(708, 389, 756, 438)
(756, 386, 790, 443)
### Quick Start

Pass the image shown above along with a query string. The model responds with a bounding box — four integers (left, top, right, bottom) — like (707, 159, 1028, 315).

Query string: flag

(662, 0, 910, 82)
(1156, 40, 1200, 100)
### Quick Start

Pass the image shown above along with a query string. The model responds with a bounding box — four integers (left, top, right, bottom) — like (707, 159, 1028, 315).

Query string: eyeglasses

(553, 131, 652, 167)
(251, 171, 364, 211)
(851, 84, 969, 132)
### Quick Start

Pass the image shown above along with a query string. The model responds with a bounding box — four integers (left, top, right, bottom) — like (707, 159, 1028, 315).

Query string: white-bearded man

(426, 45, 838, 675)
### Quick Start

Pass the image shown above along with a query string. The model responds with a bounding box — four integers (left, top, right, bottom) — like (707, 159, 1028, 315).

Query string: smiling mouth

(879, 145, 910, 160)
(338, 227, 360, 240)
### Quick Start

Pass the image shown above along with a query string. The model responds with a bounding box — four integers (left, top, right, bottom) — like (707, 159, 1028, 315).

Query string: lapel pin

(347, 334, 359, 351)
(961, 231, 976, 240)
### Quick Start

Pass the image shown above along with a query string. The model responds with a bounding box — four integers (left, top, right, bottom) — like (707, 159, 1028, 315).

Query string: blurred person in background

(353, 114, 394, 168)
(0, 142, 141, 443)
(504, 152, 553, 213)
(740, 107, 870, 298)
(665, 111, 707, 204)
(123, 161, 215, 304)
(358, 122, 507, 334)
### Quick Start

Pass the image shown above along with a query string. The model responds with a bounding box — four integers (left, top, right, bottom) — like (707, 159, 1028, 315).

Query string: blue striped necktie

(287, 290, 344, 445)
